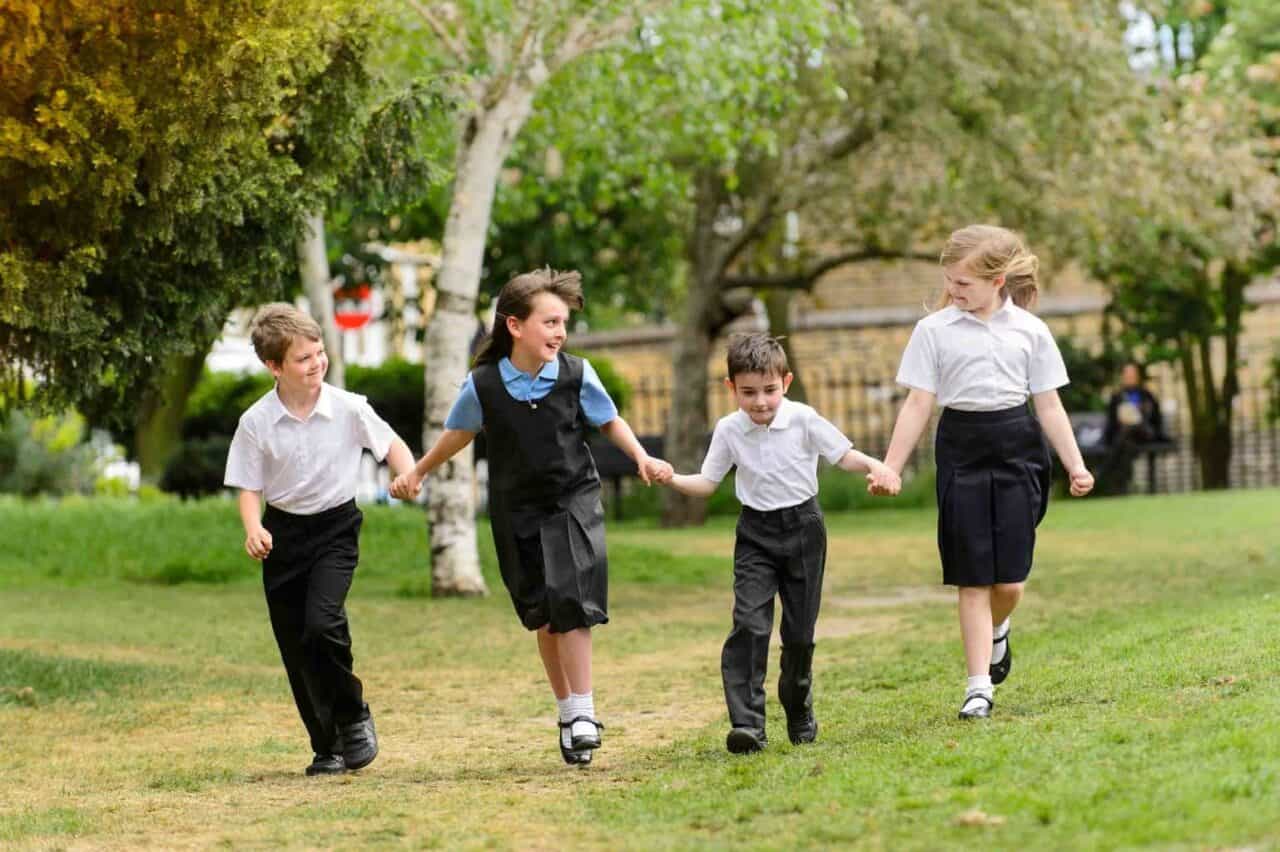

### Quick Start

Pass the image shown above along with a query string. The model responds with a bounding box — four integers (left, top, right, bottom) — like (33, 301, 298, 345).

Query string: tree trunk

(134, 346, 209, 483)
(662, 170, 735, 527)
(764, 288, 805, 402)
(1188, 265, 1247, 489)
(297, 210, 344, 389)
(422, 87, 537, 596)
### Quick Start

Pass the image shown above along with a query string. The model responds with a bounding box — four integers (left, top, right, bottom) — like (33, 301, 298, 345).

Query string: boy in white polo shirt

(224, 303, 416, 776)
(657, 333, 899, 754)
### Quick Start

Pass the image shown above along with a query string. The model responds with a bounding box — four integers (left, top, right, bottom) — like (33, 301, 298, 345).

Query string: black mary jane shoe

(957, 692, 994, 720)
(305, 753, 347, 776)
(558, 722, 593, 766)
(567, 716, 604, 751)
(990, 629, 1012, 685)
(726, 727, 767, 754)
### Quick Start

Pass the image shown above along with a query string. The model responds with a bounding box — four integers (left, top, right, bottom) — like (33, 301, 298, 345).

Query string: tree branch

(407, 0, 470, 67)
(720, 247, 938, 291)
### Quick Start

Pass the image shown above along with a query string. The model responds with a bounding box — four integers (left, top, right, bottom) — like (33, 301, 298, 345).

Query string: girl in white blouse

(876, 225, 1094, 720)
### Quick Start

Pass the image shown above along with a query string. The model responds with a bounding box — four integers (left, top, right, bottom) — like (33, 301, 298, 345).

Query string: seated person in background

(1099, 362, 1170, 495)
(1104, 362, 1167, 447)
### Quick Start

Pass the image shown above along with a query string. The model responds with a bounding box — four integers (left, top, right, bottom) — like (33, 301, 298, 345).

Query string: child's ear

(265, 359, 283, 378)
(724, 377, 736, 391)
(782, 372, 794, 393)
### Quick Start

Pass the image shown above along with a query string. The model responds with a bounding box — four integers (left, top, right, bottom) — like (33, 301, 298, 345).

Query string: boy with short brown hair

(225, 302, 415, 775)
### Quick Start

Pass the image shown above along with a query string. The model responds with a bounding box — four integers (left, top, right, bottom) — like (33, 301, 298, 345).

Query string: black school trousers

(261, 499, 367, 754)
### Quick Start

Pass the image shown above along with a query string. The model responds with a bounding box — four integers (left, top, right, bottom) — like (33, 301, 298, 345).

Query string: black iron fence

(622, 365, 1280, 494)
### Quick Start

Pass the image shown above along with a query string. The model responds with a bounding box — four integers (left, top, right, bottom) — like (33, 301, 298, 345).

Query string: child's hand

(637, 455, 672, 486)
(646, 457, 674, 485)
(866, 463, 901, 497)
(245, 525, 273, 561)
(390, 471, 423, 501)
(1068, 466, 1094, 497)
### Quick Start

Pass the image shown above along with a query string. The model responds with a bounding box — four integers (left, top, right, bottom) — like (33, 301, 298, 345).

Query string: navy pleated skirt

(935, 405, 1051, 586)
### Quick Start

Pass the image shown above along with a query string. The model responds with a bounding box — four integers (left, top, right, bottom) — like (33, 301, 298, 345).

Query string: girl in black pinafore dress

(390, 268, 671, 766)
(875, 226, 1095, 721)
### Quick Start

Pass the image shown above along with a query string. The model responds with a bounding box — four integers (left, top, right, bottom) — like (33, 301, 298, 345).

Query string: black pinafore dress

(474, 352, 609, 633)
(935, 405, 1052, 586)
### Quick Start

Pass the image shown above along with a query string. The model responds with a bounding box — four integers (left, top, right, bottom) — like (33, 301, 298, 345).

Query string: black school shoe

(305, 753, 346, 776)
(786, 710, 819, 745)
(558, 722, 593, 766)
(726, 727, 767, 754)
(567, 716, 604, 751)
(957, 691, 994, 720)
(339, 707, 379, 770)
(990, 628, 1012, 685)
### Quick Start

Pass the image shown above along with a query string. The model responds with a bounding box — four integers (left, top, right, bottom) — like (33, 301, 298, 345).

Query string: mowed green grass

(0, 489, 1277, 849)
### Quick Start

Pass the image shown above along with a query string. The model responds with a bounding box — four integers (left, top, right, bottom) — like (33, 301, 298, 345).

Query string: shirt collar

(270, 383, 333, 422)
(736, 397, 796, 433)
(943, 296, 1014, 325)
(499, 355, 559, 384)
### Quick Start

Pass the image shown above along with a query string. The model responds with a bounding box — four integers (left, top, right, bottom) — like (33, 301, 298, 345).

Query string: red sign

(333, 284, 373, 330)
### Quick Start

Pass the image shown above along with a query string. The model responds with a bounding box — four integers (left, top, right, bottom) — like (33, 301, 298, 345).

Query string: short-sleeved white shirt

(895, 299, 1069, 411)
(224, 383, 398, 515)
(700, 398, 853, 511)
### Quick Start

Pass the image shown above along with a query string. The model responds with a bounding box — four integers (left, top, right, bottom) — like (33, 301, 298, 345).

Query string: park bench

(1069, 411, 1175, 495)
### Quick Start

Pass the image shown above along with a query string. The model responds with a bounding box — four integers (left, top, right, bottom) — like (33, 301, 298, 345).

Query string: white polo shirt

(700, 398, 853, 511)
(224, 383, 397, 515)
(895, 299, 1069, 411)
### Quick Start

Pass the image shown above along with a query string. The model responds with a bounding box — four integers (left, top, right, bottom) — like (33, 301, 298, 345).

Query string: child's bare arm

(837, 448, 902, 496)
(1032, 390, 1094, 497)
(389, 429, 476, 500)
(384, 437, 416, 479)
(665, 473, 718, 498)
(238, 490, 272, 560)
(883, 388, 936, 474)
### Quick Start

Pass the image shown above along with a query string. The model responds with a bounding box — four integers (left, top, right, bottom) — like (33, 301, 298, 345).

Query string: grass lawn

(0, 489, 1278, 849)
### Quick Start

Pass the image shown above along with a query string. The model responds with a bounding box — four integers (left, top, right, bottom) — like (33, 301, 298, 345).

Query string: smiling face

(944, 263, 1005, 319)
(268, 335, 327, 395)
(728, 370, 793, 426)
(508, 291, 569, 365)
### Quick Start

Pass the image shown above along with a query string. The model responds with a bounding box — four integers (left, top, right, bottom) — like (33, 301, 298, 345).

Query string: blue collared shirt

(444, 356, 618, 432)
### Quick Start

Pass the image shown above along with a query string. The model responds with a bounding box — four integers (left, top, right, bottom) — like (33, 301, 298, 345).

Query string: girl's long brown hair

(473, 268, 584, 367)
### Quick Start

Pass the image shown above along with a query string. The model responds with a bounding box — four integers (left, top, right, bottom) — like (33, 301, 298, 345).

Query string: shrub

(0, 410, 95, 496)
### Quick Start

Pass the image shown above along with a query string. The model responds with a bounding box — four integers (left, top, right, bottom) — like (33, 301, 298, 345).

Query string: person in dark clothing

(1104, 362, 1167, 447)
(391, 268, 670, 766)
(1098, 362, 1170, 495)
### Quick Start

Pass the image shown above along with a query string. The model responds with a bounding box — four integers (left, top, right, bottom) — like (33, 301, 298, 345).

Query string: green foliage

(0, 409, 94, 496)
(159, 436, 233, 500)
(182, 371, 275, 441)
(569, 351, 630, 417)
(347, 358, 424, 452)
(1056, 335, 1127, 413)
(0, 0, 447, 428)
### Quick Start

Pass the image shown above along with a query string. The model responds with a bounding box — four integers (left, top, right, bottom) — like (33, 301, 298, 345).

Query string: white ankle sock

(992, 619, 1010, 664)
(568, 692, 596, 740)
(963, 675, 993, 713)
(556, 696, 573, 723)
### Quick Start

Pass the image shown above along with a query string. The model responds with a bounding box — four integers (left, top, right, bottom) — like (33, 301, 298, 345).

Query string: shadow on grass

(0, 649, 159, 707)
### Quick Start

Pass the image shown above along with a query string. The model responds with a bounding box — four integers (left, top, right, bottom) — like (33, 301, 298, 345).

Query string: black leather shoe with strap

(568, 716, 604, 751)
(990, 628, 1012, 685)
(958, 692, 994, 720)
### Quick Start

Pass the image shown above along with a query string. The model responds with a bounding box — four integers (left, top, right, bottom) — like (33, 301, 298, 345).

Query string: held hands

(1068, 466, 1095, 497)
(638, 455, 674, 485)
(390, 471, 423, 501)
(244, 525, 273, 561)
(866, 461, 902, 497)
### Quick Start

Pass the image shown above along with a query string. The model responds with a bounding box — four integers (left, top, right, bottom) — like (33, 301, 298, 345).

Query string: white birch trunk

(423, 85, 538, 596)
(297, 210, 344, 389)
